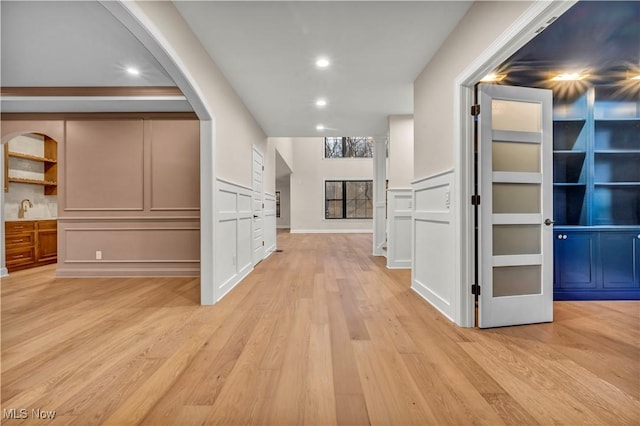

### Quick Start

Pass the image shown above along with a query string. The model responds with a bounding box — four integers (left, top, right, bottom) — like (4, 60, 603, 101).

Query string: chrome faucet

(18, 199, 33, 219)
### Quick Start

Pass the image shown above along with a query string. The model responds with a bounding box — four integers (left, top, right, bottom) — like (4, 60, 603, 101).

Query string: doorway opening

(2, 133, 59, 274)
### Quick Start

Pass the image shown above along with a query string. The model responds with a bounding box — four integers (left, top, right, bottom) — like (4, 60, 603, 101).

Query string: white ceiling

(1, 1, 473, 138)
(175, 1, 472, 138)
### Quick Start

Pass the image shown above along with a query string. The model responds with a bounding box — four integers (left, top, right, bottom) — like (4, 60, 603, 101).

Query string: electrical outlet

(96, 250, 102, 260)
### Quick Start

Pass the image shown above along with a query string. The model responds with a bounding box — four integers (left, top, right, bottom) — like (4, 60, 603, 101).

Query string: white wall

(131, 1, 268, 189)
(290, 137, 373, 233)
(385, 115, 414, 267)
(414, 1, 534, 178)
(412, 0, 539, 325)
(276, 176, 291, 228)
(388, 115, 414, 189)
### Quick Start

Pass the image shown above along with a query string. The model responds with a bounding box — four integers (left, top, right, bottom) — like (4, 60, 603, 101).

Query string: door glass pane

(493, 183, 540, 213)
(493, 225, 541, 255)
(492, 141, 540, 173)
(492, 100, 541, 132)
(493, 265, 541, 297)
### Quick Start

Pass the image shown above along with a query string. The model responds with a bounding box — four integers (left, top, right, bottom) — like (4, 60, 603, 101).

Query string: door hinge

(262, 203, 264, 209)
(262, 165, 264, 171)
(471, 195, 481, 206)
(471, 104, 480, 116)
(262, 241, 265, 247)
(471, 284, 481, 296)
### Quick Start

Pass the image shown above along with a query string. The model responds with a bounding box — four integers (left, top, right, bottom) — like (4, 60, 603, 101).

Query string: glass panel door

(478, 84, 554, 328)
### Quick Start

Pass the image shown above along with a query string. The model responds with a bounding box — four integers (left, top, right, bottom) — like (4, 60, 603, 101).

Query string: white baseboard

(216, 264, 253, 302)
(276, 225, 291, 229)
(0, 267, 8, 278)
(386, 263, 411, 270)
(290, 229, 373, 234)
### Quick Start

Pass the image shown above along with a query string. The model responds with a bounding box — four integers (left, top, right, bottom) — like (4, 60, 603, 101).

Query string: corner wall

(386, 115, 414, 268)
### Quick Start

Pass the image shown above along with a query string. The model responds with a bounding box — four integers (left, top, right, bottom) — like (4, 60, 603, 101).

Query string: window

(325, 180, 373, 219)
(276, 191, 281, 218)
(325, 137, 374, 158)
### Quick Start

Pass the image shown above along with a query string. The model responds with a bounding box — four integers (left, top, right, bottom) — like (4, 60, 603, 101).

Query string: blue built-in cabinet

(553, 85, 640, 300)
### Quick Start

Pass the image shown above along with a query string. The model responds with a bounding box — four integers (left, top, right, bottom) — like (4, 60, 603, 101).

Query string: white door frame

(453, 1, 576, 327)
(252, 146, 265, 266)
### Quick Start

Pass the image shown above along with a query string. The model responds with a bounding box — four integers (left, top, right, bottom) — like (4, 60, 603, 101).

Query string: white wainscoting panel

(216, 179, 254, 302)
(387, 189, 412, 269)
(264, 193, 277, 256)
(412, 170, 456, 322)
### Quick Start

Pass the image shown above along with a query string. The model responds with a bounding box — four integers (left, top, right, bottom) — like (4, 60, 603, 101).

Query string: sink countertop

(6, 218, 58, 222)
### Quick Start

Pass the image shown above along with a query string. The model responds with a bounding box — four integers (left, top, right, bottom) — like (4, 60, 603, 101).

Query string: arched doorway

(1, 123, 64, 276)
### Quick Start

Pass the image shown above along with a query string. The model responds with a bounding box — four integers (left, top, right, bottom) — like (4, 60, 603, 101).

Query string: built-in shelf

(594, 150, 640, 154)
(4, 136, 58, 195)
(8, 151, 57, 164)
(594, 182, 640, 187)
(554, 183, 586, 187)
(554, 150, 586, 155)
(8, 177, 57, 187)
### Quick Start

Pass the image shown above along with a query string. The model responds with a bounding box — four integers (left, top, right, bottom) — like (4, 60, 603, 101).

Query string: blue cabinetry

(554, 229, 640, 300)
(554, 231, 597, 289)
(553, 86, 640, 300)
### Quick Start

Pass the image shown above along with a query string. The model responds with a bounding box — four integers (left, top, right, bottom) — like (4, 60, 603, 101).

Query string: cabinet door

(37, 229, 57, 262)
(600, 232, 638, 289)
(554, 231, 597, 289)
(636, 234, 640, 287)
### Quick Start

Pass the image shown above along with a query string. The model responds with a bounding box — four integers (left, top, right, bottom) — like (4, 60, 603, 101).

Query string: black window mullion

(342, 181, 347, 218)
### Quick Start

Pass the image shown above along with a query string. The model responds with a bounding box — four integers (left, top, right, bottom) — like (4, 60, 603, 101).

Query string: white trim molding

(412, 170, 456, 323)
(290, 229, 373, 234)
(386, 189, 412, 269)
(216, 179, 254, 303)
(264, 193, 277, 256)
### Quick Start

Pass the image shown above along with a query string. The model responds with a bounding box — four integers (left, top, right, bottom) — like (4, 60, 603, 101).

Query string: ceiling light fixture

(480, 73, 507, 82)
(126, 67, 140, 76)
(315, 58, 330, 68)
(316, 124, 325, 131)
(551, 72, 589, 81)
(315, 99, 327, 107)
(631, 74, 640, 81)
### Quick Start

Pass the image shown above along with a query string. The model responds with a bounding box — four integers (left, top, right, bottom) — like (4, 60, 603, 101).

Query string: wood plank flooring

(2, 231, 639, 425)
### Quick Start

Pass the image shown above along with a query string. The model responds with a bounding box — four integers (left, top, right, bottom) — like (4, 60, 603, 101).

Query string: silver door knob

(544, 218, 555, 226)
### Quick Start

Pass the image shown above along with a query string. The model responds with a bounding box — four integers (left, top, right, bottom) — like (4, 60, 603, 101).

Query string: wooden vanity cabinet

(5, 220, 57, 272)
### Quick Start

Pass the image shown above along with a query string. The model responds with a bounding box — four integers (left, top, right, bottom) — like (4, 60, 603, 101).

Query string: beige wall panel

(150, 119, 200, 210)
(65, 120, 144, 210)
(65, 228, 200, 262)
(0, 120, 65, 143)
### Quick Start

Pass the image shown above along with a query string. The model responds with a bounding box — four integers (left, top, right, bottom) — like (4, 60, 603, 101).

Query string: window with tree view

(325, 137, 374, 158)
(325, 180, 373, 219)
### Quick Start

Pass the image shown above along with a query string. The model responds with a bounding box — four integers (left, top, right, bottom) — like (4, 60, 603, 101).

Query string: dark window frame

(324, 137, 374, 158)
(325, 180, 373, 219)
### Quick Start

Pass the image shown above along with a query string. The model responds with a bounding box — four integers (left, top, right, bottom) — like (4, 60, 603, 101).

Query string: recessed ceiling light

(315, 58, 330, 68)
(315, 99, 327, 107)
(316, 124, 325, 131)
(480, 73, 507, 82)
(126, 67, 140, 76)
(551, 72, 589, 81)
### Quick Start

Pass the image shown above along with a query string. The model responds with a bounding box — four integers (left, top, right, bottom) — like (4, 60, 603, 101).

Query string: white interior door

(478, 83, 553, 328)
(252, 148, 264, 266)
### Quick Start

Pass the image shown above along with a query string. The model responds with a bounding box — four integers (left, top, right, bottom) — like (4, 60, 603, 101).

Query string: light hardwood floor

(2, 232, 639, 425)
